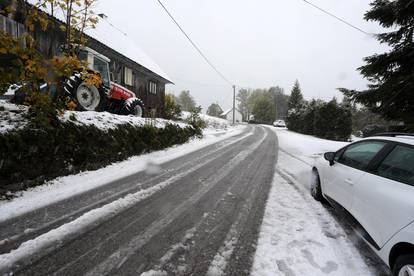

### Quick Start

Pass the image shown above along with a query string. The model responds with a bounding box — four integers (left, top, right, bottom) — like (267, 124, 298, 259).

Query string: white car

(273, 120, 286, 127)
(311, 133, 414, 276)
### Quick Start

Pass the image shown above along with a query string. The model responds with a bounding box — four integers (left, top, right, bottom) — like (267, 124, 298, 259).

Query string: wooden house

(0, 0, 173, 116)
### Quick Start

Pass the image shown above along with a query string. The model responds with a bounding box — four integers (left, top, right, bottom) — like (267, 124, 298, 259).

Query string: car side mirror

(324, 152, 335, 166)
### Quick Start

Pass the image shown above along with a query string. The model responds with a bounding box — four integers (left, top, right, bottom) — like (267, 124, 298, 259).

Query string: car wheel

(310, 169, 324, 202)
(394, 254, 414, 276)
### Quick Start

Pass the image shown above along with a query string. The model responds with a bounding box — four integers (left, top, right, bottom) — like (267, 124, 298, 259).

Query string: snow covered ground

(181, 111, 232, 130)
(61, 110, 190, 130)
(252, 127, 390, 276)
(0, 100, 193, 134)
(0, 101, 232, 134)
(0, 100, 28, 134)
(274, 127, 347, 189)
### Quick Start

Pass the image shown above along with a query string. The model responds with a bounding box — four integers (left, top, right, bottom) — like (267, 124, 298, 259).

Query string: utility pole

(232, 85, 236, 125)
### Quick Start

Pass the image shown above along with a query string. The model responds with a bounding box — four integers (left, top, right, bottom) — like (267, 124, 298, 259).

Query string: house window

(124, 67, 133, 86)
(149, 81, 157, 94)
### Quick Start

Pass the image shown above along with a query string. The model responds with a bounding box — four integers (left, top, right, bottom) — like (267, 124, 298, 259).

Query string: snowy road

(0, 126, 393, 275)
(0, 125, 277, 275)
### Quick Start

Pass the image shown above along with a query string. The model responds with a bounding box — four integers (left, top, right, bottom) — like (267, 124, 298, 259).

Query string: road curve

(1, 125, 278, 276)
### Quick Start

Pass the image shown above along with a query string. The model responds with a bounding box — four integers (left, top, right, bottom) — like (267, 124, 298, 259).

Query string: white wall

(225, 109, 243, 123)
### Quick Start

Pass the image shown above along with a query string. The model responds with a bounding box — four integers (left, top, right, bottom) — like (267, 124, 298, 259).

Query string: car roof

(364, 135, 414, 146)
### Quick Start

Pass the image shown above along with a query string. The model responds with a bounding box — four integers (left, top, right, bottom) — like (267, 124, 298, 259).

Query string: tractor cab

(78, 47, 111, 89)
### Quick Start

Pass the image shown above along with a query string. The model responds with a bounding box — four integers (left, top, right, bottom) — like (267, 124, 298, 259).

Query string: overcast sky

(95, 0, 388, 111)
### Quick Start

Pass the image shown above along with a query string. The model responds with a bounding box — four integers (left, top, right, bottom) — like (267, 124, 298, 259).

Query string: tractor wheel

(64, 75, 107, 112)
(124, 98, 144, 117)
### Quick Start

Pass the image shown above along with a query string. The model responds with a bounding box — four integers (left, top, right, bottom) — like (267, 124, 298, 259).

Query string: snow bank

(181, 111, 232, 130)
(251, 172, 373, 276)
(265, 126, 348, 189)
(273, 127, 347, 163)
(0, 101, 231, 134)
(0, 100, 28, 134)
(61, 110, 189, 130)
(0, 101, 190, 134)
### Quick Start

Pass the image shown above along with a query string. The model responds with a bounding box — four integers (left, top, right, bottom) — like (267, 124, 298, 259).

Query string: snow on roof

(220, 108, 232, 116)
(85, 19, 173, 83)
(26, 1, 172, 83)
(220, 108, 240, 116)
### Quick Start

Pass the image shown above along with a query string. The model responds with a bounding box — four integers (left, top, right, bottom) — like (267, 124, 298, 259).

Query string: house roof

(86, 18, 173, 83)
(26, 1, 173, 83)
(220, 107, 241, 116)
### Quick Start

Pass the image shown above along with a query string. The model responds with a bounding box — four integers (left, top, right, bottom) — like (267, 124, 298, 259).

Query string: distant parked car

(362, 124, 387, 137)
(248, 115, 256, 124)
(273, 120, 286, 127)
(311, 133, 414, 276)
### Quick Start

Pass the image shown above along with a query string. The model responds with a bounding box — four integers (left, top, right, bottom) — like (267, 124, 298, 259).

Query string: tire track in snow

(137, 127, 276, 276)
(82, 128, 269, 276)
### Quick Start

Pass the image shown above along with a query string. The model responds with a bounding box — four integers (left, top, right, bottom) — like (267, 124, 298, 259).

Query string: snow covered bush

(185, 106, 206, 129)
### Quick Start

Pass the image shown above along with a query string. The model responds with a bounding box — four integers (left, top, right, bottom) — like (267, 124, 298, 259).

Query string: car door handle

(345, 178, 354, 186)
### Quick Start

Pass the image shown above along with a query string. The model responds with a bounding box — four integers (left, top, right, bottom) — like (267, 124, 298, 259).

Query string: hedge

(0, 122, 202, 196)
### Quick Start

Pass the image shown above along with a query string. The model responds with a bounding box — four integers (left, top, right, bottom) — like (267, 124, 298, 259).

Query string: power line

(300, 0, 371, 36)
(156, 0, 233, 86)
(172, 77, 230, 88)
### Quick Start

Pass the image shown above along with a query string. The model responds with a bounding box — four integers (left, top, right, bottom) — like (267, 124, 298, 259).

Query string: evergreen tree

(302, 99, 319, 135)
(288, 80, 304, 110)
(286, 80, 305, 131)
(339, 0, 414, 131)
(206, 103, 223, 117)
(314, 99, 352, 141)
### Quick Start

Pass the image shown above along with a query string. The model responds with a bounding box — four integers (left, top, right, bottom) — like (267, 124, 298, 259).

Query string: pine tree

(339, 0, 414, 131)
(286, 80, 305, 131)
(314, 99, 352, 141)
(288, 80, 304, 110)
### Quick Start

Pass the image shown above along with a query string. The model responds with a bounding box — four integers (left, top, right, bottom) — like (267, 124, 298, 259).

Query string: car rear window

(338, 141, 386, 170)
(377, 145, 414, 186)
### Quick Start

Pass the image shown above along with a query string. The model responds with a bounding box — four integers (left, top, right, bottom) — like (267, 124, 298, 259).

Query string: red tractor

(63, 47, 144, 117)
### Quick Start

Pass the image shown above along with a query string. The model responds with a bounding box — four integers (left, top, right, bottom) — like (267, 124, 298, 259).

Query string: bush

(286, 99, 352, 141)
(0, 122, 201, 196)
(163, 94, 182, 120)
(313, 100, 352, 141)
(186, 106, 206, 129)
